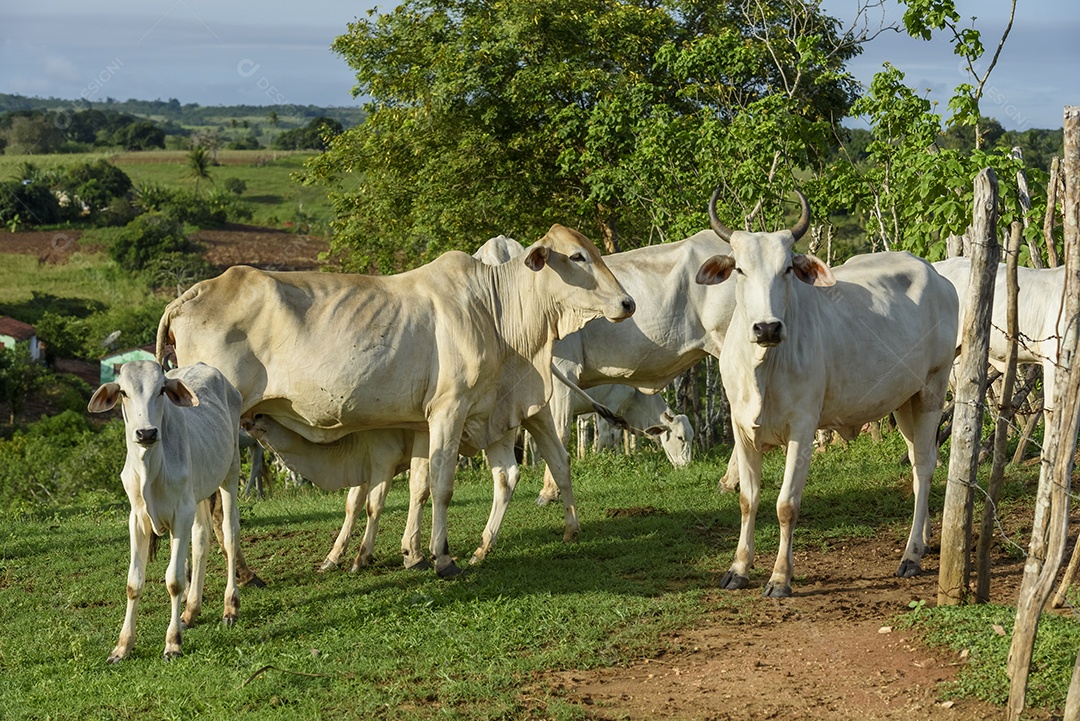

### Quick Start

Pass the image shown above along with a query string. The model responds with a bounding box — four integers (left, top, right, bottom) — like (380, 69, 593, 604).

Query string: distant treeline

(0, 93, 364, 129)
(0, 98, 352, 155)
(839, 119, 1063, 174)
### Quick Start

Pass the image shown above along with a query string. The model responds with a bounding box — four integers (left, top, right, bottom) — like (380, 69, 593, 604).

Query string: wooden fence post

(975, 221, 1022, 602)
(938, 167, 1001, 606)
(1008, 105, 1080, 720)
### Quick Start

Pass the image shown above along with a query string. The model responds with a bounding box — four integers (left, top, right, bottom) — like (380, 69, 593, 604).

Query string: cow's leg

(537, 379, 575, 506)
(181, 499, 211, 628)
(109, 511, 152, 663)
(352, 477, 393, 572)
(401, 432, 431, 570)
(210, 490, 265, 588)
(763, 428, 815, 598)
(721, 436, 761, 591)
(525, 409, 580, 543)
(164, 508, 194, 660)
(244, 444, 265, 498)
(218, 462, 241, 626)
(322, 483, 367, 572)
(893, 393, 943, 578)
(426, 411, 467, 577)
(471, 429, 520, 564)
(718, 447, 740, 493)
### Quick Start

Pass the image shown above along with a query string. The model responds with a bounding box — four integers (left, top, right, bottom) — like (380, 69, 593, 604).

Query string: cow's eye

(734, 267, 745, 276)
(570, 252, 586, 262)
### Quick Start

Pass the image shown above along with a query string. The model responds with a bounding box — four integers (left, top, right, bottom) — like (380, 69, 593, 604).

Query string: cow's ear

(524, 244, 549, 271)
(642, 424, 666, 436)
(793, 254, 835, 287)
(87, 383, 121, 413)
(696, 255, 736, 285)
(164, 378, 200, 407)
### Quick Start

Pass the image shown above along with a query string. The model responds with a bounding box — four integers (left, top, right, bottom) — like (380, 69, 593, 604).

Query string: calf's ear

(164, 378, 200, 407)
(87, 383, 121, 413)
(793, 254, 836, 287)
(696, 255, 736, 285)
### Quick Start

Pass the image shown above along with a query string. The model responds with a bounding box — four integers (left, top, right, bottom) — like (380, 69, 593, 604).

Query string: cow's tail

(550, 363, 632, 432)
(156, 285, 201, 369)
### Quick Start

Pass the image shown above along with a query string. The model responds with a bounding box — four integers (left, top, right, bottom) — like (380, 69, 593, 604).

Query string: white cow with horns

(89, 361, 243, 661)
(695, 188, 958, 597)
(157, 225, 635, 577)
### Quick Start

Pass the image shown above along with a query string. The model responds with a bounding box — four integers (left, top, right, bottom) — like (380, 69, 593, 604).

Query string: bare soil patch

(537, 529, 1062, 721)
(0, 224, 328, 271)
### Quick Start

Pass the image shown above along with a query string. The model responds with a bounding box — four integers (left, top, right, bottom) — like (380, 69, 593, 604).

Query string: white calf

(89, 361, 242, 662)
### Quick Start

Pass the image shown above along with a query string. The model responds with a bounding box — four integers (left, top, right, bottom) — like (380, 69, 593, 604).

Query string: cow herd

(91, 190, 1067, 661)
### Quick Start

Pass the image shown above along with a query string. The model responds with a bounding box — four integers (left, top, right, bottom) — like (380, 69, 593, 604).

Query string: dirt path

(539, 533, 1059, 720)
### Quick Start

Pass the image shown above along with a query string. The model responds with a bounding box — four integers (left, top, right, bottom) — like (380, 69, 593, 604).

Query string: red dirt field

(4, 225, 1070, 720)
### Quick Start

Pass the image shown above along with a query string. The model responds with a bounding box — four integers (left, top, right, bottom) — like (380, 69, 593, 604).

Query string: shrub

(0, 412, 126, 513)
(106, 212, 191, 271)
(222, 177, 247, 195)
(0, 179, 62, 228)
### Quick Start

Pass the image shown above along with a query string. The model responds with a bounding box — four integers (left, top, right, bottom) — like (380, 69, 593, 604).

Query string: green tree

(185, 145, 213, 193)
(309, 0, 863, 272)
(822, 0, 1040, 261)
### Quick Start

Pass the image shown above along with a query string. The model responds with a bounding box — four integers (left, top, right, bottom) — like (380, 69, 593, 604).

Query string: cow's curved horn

(789, 190, 811, 241)
(708, 186, 733, 241)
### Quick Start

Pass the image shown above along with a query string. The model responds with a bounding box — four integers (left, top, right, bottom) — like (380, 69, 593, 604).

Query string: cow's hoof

(180, 614, 195, 629)
(240, 572, 267, 589)
(163, 650, 183, 661)
(106, 653, 125, 664)
(222, 614, 237, 628)
(762, 582, 792, 598)
(535, 494, 556, 507)
(562, 528, 579, 543)
(405, 557, 432, 572)
(896, 559, 922, 578)
(470, 548, 489, 566)
(436, 561, 462, 579)
(720, 571, 749, 590)
(318, 559, 339, 573)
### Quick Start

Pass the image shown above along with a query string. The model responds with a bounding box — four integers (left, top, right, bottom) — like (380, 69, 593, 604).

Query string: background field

(0, 150, 333, 231)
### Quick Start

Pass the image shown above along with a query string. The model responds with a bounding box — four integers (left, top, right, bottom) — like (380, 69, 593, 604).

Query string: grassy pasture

(0, 150, 333, 231)
(1, 431, 1072, 719)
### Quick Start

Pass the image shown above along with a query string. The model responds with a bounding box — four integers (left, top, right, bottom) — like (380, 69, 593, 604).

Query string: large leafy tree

(308, 0, 863, 272)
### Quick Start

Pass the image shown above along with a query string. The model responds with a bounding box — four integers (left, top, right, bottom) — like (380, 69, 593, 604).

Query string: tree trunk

(975, 220, 1022, 602)
(597, 216, 620, 254)
(938, 167, 1000, 606)
(1009, 105, 1080, 721)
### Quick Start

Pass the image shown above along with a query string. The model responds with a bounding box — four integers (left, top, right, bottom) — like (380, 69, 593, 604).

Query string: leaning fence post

(938, 167, 1000, 606)
(1008, 105, 1080, 721)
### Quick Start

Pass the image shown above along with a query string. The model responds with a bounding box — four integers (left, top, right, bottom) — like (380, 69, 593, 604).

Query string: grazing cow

(88, 361, 242, 661)
(932, 258, 1065, 411)
(570, 383, 694, 466)
(157, 225, 634, 577)
(695, 189, 958, 597)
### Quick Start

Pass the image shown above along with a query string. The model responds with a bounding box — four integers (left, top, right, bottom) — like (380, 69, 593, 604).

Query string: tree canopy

(308, 0, 863, 272)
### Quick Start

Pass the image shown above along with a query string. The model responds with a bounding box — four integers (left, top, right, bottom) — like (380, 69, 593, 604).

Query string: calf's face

(88, 360, 199, 448)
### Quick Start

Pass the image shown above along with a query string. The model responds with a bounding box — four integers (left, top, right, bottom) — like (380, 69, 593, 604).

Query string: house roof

(0, 316, 36, 341)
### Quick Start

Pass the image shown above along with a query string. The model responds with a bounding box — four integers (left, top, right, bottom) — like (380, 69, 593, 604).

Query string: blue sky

(1, 1, 1074, 129)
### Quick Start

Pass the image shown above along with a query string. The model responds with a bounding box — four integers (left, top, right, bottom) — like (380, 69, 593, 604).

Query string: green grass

(0, 433, 1069, 719)
(0, 251, 153, 308)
